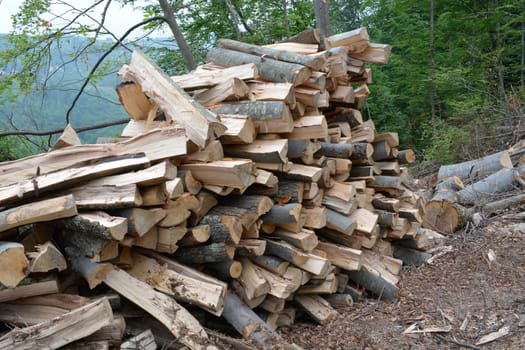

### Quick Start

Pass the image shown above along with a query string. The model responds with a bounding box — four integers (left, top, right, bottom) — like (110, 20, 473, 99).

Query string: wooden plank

(119, 50, 226, 148)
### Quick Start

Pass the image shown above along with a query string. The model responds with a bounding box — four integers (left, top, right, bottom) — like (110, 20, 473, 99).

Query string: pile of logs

(423, 143, 525, 233)
(0, 27, 443, 350)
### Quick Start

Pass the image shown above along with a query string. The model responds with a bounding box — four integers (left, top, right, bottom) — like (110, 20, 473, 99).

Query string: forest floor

(277, 212, 525, 350)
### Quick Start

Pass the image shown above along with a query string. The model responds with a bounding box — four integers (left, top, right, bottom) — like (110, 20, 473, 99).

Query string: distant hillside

(0, 35, 138, 144)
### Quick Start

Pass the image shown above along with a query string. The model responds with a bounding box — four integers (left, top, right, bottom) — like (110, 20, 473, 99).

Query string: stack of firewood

(0, 28, 445, 350)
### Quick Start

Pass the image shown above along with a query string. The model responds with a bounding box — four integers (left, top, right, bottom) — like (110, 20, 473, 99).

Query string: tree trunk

(158, 0, 196, 71)
(313, 0, 331, 50)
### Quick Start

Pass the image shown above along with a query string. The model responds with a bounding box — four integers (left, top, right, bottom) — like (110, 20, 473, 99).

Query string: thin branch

(64, 16, 166, 124)
(0, 118, 130, 137)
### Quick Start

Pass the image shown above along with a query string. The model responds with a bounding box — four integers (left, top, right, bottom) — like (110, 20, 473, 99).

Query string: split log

(322, 181, 357, 215)
(324, 294, 354, 309)
(211, 100, 294, 134)
(178, 225, 211, 247)
(51, 124, 81, 150)
(0, 297, 113, 350)
(278, 163, 323, 183)
(184, 140, 225, 163)
(0, 275, 60, 303)
(193, 77, 249, 106)
(112, 208, 165, 237)
(0, 153, 150, 206)
(236, 239, 267, 257)
(173, 242, 235, 264)
(349, 208, 379, 236)
(302, 206, 327, 229)
(397, 149, 416, 164)
(199, 213, 243, 245)
(181, 159, 255, 191)
(218, 114, 256, 144)
(248, 81, 295, 106)
(392, 245, 431, 266)
(316, 241, 362, 271)
(207, 260, 243, 280)
(251, 255, 289, 276)
(127, 251, 227, 316)
(280, 28, 320, 44)
(262, 203, 302, 225)
(437, 150, 513, 182)
(116, 81, 151, 120)
(172, 63, 259, 90)
(284, 115, 329, 141)
(294, 252, 331, 276)
(253, 265, 301, 299)
(68, 212, 128, 241)
(294, 295, 338, 325)
(87, 160, 177, 187)
(120, 329, 156, 350)
(0, 293, 90, 325)
(218, 38, 327, 70)
(326, 208, 357, 235)
(27, 241, 67, 273)
(119, 50, 225, 148)
(272, 228, 319, 252)
(69, 183, 142, 209)
(65, 246, 113, 289)
(349, 43, 392, 64)
(238, 258, 270, 300)
(207, 47, 311, 86)
(316, 142, 354, 158)
(103, 267, 214, 350)
(0, 195, 77, 233)
(263, 239, 308, 266)
(223, 139, 288, 163)
(0, 242, 29, 287)
(156, 225, 187, 253)
(346, 270, 399, 300)
(372, 195, 400, 212)
(0, 126, 186, 187)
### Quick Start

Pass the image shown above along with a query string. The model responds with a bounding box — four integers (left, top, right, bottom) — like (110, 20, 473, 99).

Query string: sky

(0, 0, 165, 37)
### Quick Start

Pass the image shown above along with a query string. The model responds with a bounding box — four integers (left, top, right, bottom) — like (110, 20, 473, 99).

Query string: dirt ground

(278, 213, 525, 349)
